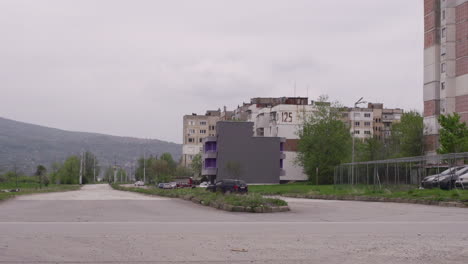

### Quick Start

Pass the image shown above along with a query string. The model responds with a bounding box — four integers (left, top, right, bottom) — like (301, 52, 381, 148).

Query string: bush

(112, 185, 288, 209)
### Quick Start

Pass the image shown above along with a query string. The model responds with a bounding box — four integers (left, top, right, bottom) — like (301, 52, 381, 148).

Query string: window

(188, 138, 194, 143)
(355, 122, 360, 126)
(205, 158, 217, 168)
(441, 46, 446, 55)
(188, 129, 195, 134)
(364, 113, 371, 118)
(209, 125, 215, 131)
(188, 121, 195, 126)
(200, 129, 207, 134)
(364, 131, 371, 135)
(441, 28, 446, 38)
(353, 113, 361, 117)
(199, 121, 207, 126)
(441, 82, 445, 90)
(441, 63, 446, 73)
(442, 10, 446, 20)
(199, 138, 203, 143)
(364, 122, 371, 126)
(354, 130, 360, 135)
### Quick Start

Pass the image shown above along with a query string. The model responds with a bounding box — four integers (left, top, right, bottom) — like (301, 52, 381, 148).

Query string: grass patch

(111, 184, 288, 208)
(248, 183, 468, 203)
(0, 183, 81, 202)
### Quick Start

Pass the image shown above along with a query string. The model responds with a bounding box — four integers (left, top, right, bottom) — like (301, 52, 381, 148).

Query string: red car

(176, 182, 193, 188)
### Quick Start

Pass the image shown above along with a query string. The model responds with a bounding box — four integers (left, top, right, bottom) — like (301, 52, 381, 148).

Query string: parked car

(134, 181, 145, 187)
(455, 173, 468, 189)
(157, 183, 165, 189)
(159, 183, 174, 189)
(421, 166, 468, 189)
(437, 166, 468, 190)
(206, 179, 248, 194)
(176, 182, 193, 188)
(198, 182, 209, 188)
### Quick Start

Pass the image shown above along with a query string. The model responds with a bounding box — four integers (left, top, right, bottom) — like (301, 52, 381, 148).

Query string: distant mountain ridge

(0, 117, 181, 175)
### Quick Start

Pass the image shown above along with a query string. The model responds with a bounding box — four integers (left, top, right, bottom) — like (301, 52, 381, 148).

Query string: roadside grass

(0, 182, 81, 202)
(111, 184, 288, 208)
(249, 183, 468, 204)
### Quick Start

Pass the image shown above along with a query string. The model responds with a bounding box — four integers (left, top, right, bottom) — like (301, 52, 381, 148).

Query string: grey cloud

(0, 0, 423, 143)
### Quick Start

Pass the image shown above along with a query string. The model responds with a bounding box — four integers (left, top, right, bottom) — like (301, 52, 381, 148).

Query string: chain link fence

(334, 152, 468, 188)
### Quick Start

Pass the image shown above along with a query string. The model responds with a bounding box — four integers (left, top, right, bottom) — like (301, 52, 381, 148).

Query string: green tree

(391, 111, 424, 157)
(83, 152, 100, 184)
(103, 166, 114, 183)
(152, 159, 172, 183)
(49, 162, 62, 184)
(57, 156, 80, 184)
(160, 153, 176, 175)
(297, 95, 352, 184)
(35, 165, 47, 188)
(191, 154, 202, 178)
(117, 168, 127, 183)
(135, 155, 158, 182)
(437, 113, 468, 154)
(355, 136, 386, 162)
(174, 165, 193, 177)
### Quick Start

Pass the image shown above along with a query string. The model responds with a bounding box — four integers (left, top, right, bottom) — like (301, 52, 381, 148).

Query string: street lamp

(351, 97, 367, 185)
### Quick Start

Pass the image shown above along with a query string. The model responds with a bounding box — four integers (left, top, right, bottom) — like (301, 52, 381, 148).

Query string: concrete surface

(1, 184, 468, 264)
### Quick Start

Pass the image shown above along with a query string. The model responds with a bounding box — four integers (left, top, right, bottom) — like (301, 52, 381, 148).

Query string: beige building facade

(182, 110, 220, 167)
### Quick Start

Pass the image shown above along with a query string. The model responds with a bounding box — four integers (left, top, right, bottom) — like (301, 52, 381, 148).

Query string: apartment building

(342, 108, 374, 139)
(424, 0, 468, 154)
(341, 103, 403, 141)
(232, 97, 313, 182)
(182, 110, 220, 167)
(368, 103, 403, 141)
(201, 121, 285, 184)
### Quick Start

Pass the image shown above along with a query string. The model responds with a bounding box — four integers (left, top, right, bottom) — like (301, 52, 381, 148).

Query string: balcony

(203, 151, 217, 159)
(202, 167, 217, 176)
(204, 136, 217, 143)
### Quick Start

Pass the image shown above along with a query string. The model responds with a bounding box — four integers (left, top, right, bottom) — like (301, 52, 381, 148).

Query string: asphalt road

(1, 184, 467, 264)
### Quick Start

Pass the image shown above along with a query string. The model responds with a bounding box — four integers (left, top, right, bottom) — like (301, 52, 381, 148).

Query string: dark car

(206, 179, 248, 194)
(421, 166, 468, 190)
(435, 166, 468, 190)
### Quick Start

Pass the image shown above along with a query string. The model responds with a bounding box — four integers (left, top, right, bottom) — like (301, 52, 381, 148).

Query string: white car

(455, 174, 468, 189)
(198, 182, 209, 188)
(134, 181, 145, 187)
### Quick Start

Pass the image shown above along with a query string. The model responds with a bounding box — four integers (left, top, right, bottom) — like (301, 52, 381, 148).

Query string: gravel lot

(1, 184, 467, 264)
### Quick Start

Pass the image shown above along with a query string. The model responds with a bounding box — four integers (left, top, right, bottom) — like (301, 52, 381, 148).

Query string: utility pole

(93, 155, 96, 183)
(351, 97, 367, 185)
(14, 162, 18, 189)
(143, 151, 146, 184)
(113, 156, 117, 183)
(79, 152, 83, 185)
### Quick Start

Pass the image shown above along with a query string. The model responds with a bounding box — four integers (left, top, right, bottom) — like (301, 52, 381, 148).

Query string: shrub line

(112, 184, 290, 213)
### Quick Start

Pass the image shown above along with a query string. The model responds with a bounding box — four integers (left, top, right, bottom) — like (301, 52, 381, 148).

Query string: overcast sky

(0, 0, 423, 144)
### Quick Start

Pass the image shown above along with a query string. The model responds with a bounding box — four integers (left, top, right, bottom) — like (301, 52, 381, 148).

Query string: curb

(282, 194, 467, 208)
(189, 196, 290, 213)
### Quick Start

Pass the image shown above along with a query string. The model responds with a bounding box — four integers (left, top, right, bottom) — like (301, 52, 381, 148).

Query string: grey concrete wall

(215, 122, 281, 184)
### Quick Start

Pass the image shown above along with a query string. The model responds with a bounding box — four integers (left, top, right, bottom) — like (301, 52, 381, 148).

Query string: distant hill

(0, 117, 181, 175)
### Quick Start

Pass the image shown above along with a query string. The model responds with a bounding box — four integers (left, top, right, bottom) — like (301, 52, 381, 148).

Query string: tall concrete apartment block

(424, 0, 468, 154)
(201, 122, 285, 184)
(182, 110, 220, 167)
